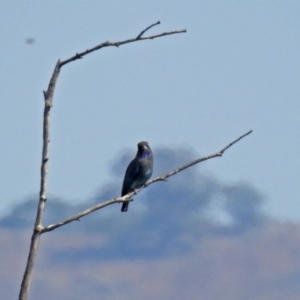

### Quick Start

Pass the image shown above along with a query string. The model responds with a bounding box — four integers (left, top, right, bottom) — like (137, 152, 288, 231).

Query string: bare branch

(19, 22, 186, 300)
(136, 21, 160, 39)
(19, 62, 61, 300)
(41, 130, 252, 233)
(59, 28, 186, 67)
(219, 130, 252, 154)
(43, 61, 61, 107)
(38, 27, 185, 113)
(151, 130, 253, 180)
(41, 196, 132, 233)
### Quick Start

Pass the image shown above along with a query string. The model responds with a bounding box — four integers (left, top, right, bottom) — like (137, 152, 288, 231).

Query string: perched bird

(121, 141, 153, 212)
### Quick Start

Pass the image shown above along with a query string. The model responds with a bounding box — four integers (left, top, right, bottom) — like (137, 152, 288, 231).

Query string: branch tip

(136, 21, 162, 39)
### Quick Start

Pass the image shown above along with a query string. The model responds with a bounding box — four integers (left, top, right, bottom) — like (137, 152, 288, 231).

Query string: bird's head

(137, 141, 152, 157)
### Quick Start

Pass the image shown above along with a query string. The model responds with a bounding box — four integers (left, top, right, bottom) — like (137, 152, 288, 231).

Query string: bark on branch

(19, 22, 186, 300)
(41, 130, 252, 233)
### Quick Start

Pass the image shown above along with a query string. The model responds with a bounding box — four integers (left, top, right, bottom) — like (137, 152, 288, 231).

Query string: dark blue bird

(121, 141, 153, 212)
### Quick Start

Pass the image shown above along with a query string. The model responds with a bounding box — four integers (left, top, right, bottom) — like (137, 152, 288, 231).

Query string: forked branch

(60, 21, 186, 67)
(19, 22, 186, 300)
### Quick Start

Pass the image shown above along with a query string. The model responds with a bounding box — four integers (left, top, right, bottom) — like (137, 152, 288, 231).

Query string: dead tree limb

(19, 22, 186, 300)
(41, 130, 252, 233)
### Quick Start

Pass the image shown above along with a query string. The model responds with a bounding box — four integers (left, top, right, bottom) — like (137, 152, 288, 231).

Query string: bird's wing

(122, 159, 140, 195)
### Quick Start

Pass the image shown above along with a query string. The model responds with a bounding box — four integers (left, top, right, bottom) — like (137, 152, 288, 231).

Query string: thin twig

(19, 22, 186, 300)
(136, 21, 160, 39)
(41, 130, 252, 233)
(154, 130, 253, 180)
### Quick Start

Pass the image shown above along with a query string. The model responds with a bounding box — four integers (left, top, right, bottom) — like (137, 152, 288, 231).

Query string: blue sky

(1, 0, 300, 223)
(1, 2, 300, 298)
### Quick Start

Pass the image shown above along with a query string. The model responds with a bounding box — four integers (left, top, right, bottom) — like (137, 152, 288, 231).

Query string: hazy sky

(1, 1, 300, 222)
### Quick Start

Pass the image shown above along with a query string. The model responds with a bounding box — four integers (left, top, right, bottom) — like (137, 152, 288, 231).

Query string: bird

(121, 141, 153, 212)
(25, 38, 35, 45)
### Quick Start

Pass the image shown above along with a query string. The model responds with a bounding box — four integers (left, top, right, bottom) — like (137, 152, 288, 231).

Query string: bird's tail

(121, 202, 129, 212)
